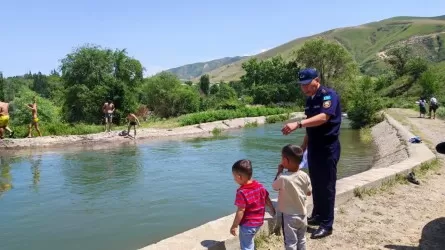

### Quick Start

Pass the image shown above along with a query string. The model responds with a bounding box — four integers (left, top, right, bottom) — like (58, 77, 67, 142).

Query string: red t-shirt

(234, 180, 269, 227)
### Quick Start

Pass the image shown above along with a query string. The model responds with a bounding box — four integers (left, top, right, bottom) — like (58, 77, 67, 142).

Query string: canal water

(0, 121, 374, 250)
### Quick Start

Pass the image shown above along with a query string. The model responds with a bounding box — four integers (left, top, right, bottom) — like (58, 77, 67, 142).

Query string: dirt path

(259, 108, 445, 250)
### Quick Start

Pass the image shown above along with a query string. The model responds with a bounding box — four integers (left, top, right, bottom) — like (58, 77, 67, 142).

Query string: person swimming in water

(26, 96, 42, 138)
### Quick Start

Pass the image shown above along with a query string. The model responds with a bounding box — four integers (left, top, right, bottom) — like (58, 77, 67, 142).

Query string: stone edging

(139, 112, 436, 250)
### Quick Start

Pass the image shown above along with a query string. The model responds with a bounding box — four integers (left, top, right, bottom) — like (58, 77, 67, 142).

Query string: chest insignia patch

(323, 100, 331, 109)
(323, 95, 331, 101)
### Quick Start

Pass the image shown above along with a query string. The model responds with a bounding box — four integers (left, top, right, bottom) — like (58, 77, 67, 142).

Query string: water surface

(0, 121, 374, 250)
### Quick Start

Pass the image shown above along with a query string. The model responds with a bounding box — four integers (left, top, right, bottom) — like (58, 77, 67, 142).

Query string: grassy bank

(178, 107, 294, 126)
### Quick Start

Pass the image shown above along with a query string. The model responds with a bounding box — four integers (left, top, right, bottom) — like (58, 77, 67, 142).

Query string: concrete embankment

(371, 119, 409, 169)
(0, 112, 306, 151)
(140, 112, 436, 250)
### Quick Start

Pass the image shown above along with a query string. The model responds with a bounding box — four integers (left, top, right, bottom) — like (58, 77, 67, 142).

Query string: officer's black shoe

(310, 227, 333, 239)
(307, 216, 320, 226)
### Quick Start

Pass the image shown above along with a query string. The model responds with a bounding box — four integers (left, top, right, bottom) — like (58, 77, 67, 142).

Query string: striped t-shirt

(234, 180, 269, 227)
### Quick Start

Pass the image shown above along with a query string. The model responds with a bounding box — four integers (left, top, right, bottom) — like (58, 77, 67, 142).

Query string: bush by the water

(179, 107, 291, 126)
(265, 114, 290, 124)
(347, 76, 383, 129)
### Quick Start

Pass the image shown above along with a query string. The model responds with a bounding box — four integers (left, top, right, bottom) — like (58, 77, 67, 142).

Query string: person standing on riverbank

(429, 96, 439, 119)
(418, 97, 427, 118)
(230, 159, 276, 250)
(102, 100, 115, 132)
(126, 113, 140, 138)
(0, 100, 14, 138)
(273, 144, 312, 250)
(281, 68, 342, 239)
(26, 97, 42, 138)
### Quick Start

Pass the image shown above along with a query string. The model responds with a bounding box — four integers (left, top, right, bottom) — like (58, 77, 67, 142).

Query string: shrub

(347, 76, 383, 129)
(10, 89, 60, 126)
(179, 107, 291, 126)
(142, 73, 200, 118)
(265, 114, 290, 123)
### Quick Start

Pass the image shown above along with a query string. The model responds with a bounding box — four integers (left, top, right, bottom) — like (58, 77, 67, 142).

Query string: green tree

(406, 57, 428, 81)
(241, 56, 298, 87)
(293, 38, 358, 89)
(32, 72, 50, 98)
(240, 58, 260, 88)
(347, 76, 382, 129)
(385, 46, 412, 77)
(418, 70, 440, 98)
(199, 74, 210, 95)
(184, 80, 193, 86)
(142, 72, 200, 117)
(10, 89, 60, 126)
(60, 44, 143, 123)
(209, 84, 219, 95)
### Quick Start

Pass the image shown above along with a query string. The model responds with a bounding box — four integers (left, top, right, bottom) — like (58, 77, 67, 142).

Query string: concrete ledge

(139, 112, 436, 250)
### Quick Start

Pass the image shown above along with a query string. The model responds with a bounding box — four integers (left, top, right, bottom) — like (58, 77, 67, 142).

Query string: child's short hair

(282, 144, 304, 164)
(232, 159, 253, 179)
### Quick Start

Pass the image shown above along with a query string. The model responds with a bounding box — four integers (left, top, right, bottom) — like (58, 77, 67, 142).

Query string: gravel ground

(258, 109, 445, 250)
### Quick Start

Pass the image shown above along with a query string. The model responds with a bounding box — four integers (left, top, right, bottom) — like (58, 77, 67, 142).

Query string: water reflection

(61, 144, 143, 200)
(0, 156, 13, 196)
(30, 155, 42, 191)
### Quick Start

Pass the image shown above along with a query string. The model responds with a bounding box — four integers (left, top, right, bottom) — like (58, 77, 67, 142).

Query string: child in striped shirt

(230, 159, 276, 250)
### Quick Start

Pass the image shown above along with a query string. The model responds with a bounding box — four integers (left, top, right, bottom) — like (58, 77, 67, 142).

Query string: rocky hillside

(190, 15, 445, 82)
(164, 56, 248, 80)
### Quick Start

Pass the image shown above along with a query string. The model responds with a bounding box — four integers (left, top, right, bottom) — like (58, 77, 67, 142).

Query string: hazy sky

(1, 0, 444, 77)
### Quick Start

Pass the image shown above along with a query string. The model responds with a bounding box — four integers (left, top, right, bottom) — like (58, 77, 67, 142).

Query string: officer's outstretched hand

(281, 122, 298, 135)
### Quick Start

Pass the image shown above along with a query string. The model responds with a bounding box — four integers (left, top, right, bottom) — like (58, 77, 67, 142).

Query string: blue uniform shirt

(304, 85, 342, 147)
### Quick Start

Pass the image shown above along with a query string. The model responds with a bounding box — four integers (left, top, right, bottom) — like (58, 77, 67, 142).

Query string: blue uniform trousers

(307, 140, 340, 230)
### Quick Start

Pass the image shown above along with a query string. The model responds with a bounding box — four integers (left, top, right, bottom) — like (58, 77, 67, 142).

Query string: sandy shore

(257, 108, 445, 250)
(0, 112, 305, 151)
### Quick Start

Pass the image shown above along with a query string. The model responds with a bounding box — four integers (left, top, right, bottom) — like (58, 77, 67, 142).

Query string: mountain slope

(195, 15, 445, 82)
(164, 56, 248, 80)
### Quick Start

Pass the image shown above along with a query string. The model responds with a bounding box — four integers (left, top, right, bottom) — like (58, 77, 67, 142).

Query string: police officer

(281, 68, 341, 239)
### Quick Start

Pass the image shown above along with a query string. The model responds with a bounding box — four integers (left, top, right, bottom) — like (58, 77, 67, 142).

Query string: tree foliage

(418, 70, 440, 98)
(199, 74, 210, 95)
(406, 57, 428, 81)
(60, 45, 144, 123)
(293, 38, 358, 90)
(142, 72, 200, 118)
(347, 76, 382, 129)
(385, 46, 412, 77)
(241, 56, 298, 88)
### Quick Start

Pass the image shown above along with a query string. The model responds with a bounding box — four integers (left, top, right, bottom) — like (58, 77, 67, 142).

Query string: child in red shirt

(230, 159, 276, 250)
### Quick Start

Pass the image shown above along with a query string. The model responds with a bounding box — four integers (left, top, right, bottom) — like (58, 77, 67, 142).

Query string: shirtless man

(102, 100, 115, 132)
(127, 113, 140, 138)
(26, 96, 42, 138)
(0, 100, 14, 138)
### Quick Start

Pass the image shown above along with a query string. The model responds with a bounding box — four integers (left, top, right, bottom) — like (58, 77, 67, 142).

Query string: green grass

(359, 127, 373, 144)
(265, 113, 290, 124)
(192, 16, 445, 82)
(211, 127, 222, 136)
(244, 121, 259, 128)
(178, 107, 292, 126)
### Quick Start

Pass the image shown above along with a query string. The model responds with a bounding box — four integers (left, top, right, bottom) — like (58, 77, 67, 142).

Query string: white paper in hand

(299, 149, 308, 169)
